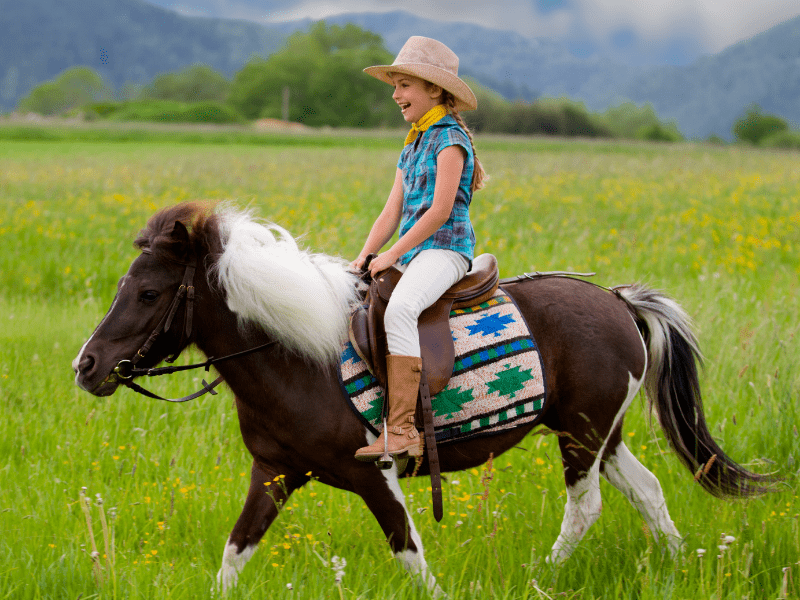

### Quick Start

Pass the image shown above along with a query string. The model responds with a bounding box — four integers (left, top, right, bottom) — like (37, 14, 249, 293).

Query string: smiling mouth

(399, 102, 411, 112)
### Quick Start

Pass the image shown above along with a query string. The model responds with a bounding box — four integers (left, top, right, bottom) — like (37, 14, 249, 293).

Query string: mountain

(0, 0, 636, 116)
(274, 11, 636, 104)
(308, 11, 800, 139)
(0, 0, 284, 108)
(621, 16, 800, 139)
(2, 0, 799, 139)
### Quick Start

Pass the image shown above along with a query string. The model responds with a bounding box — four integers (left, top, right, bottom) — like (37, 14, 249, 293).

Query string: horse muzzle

(72, 352, 124, 397)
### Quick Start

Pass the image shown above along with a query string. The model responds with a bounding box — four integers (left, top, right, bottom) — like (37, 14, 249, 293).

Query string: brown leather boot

(355, 355, 424, 461)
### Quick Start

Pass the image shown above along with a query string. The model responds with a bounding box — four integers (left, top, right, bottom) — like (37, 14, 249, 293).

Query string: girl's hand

(349, 256, 366, 272)
(369, 251, 399, 277)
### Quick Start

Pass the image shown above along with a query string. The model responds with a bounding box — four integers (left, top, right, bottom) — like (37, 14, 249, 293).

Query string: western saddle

(348, 253, 498, 521)
(349, 253, 500, 398)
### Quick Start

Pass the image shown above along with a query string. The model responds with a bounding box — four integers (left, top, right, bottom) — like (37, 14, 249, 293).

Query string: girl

(352, 36, 486, 461)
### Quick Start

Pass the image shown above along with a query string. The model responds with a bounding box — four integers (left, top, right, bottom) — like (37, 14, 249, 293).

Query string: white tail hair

(613, 284, 703, 407)
(212, 207, 360, 365)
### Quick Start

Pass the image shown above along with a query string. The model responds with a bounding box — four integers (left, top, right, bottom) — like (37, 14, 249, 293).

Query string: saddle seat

(349, 254, 499, 398)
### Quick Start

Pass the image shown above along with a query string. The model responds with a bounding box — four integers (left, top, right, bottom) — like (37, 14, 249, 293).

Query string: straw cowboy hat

(364, 36, 478, 112)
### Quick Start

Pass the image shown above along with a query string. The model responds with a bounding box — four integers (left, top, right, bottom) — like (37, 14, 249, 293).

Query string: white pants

(384, 249, 469, 357)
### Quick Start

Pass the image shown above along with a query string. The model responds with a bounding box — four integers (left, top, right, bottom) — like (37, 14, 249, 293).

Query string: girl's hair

(440, 90, 487, 192)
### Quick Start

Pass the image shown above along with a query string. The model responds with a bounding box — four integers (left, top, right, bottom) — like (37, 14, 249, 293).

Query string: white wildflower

(331, 555, 346, 583)
(696, 548, 706, 557)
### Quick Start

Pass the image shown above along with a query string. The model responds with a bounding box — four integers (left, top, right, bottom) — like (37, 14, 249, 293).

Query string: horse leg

(356, 464, 443, 597)
(600, 435, 682, 554)
(216, 460, 299, 592)
(547, 372, 645, 564)
(548, 442, 603, 565)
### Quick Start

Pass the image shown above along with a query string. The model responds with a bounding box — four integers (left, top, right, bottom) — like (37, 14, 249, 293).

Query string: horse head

(73, 203, 215, 397)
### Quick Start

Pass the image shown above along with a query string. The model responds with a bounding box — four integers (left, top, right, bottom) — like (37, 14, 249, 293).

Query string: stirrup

(376, 414, 393, 469)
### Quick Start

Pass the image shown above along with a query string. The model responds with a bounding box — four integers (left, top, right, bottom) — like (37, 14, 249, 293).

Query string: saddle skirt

(350, 253, 501, 396)
(338, 290, 546, 444)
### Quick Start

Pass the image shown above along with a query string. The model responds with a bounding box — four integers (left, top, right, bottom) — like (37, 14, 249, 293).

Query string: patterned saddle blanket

(338, 291, 546, 445)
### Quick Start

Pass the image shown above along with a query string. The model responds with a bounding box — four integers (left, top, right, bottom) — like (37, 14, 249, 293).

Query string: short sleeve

(434, 126, 472, 160)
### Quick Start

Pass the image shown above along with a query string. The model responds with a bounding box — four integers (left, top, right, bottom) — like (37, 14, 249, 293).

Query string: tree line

(12, 22, 800, 147)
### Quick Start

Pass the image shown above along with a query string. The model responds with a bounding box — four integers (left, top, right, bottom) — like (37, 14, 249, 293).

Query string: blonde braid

(444, 92, 487, 192)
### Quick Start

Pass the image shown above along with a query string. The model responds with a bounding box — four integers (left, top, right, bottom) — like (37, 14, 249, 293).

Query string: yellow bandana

(404, 104, 449, 146)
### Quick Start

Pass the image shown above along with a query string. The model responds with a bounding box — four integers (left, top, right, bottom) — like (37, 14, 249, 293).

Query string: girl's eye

(139, 291, 159, 303)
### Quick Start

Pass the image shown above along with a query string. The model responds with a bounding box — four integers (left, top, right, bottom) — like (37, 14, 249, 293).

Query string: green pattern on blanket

(338, 291, 546, 444)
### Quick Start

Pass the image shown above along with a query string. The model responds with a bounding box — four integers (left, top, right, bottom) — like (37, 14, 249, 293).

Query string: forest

(11, 22, 800, 148)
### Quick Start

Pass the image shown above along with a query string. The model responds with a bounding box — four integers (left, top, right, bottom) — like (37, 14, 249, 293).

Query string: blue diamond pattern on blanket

(341, 343, 362, 365)
(338, 290, 546, 445)
(466, 312, 515, 337)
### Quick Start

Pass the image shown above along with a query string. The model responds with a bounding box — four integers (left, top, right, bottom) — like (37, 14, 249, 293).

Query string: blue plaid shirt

(397, 115, 475, 266)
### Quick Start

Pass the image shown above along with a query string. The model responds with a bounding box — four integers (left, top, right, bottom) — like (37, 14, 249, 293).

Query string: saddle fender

(348, 254, 499, 399)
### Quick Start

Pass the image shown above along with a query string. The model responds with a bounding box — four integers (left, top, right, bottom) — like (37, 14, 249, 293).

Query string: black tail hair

(618, 285, 775, 497)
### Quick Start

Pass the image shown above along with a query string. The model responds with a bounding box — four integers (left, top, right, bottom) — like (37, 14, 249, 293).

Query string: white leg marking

(549, 461, 602, 564)
(602, 371, 643, 457)
(216, 539, 257, 593)
(380, 467, 443, 597)
(363, 428, 378, 446)
(549, 371, 644, 565)
(603, 442, 682, 554)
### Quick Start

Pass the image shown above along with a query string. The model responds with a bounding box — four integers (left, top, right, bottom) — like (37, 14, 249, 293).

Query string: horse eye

(139, 291, 159, 303)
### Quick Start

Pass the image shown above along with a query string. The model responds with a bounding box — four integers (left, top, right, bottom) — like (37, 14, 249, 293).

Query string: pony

(72, 202, 770, 594)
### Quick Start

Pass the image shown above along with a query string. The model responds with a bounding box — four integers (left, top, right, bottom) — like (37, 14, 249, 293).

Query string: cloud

(165, 0, 800, 63)
(266, 0, 575, 37)
(567, 0, 800, 52)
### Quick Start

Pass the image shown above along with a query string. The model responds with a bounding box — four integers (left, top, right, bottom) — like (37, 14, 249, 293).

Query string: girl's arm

(351, 167, 405, 270)
(368, 145, 465, 275)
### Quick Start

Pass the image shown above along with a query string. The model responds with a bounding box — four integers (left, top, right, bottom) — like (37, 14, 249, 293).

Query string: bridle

(110, 251, 277, 403)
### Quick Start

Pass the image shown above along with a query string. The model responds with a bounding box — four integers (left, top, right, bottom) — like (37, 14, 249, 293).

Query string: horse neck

(190, 267, 336, 413)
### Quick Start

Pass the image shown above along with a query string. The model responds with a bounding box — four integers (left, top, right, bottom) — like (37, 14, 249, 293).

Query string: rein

(116, 340, 278, 403)
(110, 252, 277, 403)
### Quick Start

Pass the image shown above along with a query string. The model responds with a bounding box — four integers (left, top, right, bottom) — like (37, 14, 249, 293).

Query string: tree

(733, 105, 789, 145)
(636, 123, 683, 142)
(141, 65, 231, 103)
(598, 102, 682, 140)
(228, 22, 401, 127)
(17, 67, 109, 115)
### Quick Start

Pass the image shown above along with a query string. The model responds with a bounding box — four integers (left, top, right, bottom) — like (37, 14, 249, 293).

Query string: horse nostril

(79, 354, 96, 375)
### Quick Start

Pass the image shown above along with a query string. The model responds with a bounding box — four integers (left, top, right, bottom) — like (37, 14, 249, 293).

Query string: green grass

(0, 121, 405, 148)
(1, 133, 798, 599)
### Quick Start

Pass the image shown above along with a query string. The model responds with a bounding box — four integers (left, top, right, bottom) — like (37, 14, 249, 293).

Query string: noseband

(111, 252, 276, 403)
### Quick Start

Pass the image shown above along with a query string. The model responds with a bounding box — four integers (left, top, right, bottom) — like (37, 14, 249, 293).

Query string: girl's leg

(384, 249, 469, 357)
(355, 249, 468, 461)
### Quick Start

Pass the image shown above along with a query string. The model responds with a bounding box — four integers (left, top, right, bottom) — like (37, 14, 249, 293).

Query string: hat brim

(364, 63, 478, 112)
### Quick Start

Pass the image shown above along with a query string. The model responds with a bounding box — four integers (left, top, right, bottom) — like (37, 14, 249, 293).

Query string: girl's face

(390, 73, 443, 123)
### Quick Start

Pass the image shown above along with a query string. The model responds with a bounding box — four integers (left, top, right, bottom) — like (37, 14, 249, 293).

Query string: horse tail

(616, 284, 774, 498)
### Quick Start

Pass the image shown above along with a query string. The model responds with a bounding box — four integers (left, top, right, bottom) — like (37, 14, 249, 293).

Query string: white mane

(212, 207, 361, 365)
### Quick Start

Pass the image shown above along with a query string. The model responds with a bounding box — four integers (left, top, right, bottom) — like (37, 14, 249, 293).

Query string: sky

(159, 0, 800, 66)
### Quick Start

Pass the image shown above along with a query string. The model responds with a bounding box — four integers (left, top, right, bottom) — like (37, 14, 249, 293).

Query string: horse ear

(168, 220, 191, 262)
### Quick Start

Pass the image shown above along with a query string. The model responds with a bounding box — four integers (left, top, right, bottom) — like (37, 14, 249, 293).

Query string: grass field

(1, 129, 799, 599)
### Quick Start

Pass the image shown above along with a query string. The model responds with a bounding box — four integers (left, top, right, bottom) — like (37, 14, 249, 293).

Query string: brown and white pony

(72, 202, 769, 594)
